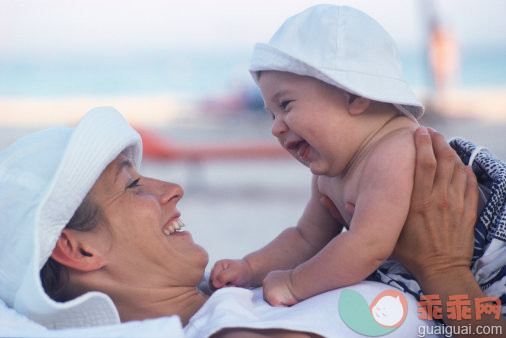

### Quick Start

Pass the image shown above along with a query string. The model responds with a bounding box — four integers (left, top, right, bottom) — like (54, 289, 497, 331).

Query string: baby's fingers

(264, 292, 287, 307)
(210, 272, 228, 289)
(265, 292, 297, 307)
(210, 260, 232, 288)
(211, 266, 241, 289)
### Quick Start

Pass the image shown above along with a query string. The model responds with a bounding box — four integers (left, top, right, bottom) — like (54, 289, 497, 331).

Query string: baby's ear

(347, 94, 371, 116)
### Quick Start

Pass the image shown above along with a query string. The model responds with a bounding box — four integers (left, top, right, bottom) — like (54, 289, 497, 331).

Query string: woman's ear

(347, 94, 371, 116)
(51, 229, 105, 272)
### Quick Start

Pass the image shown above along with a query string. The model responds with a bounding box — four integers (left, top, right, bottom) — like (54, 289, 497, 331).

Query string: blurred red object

(135, 127, 290, 161)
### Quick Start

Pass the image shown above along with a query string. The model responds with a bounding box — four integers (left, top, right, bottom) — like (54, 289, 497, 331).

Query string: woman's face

(89, 154, 208, 287)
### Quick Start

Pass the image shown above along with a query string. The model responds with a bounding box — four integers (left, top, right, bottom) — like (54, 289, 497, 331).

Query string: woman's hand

(263, 269, 299, 307)
(210, 259, 255, 290)
(393, 127, 505, 337)
(393, 127, 479, 286)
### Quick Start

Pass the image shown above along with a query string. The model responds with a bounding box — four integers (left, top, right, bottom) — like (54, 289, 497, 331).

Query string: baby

(210, 5, 506, 311)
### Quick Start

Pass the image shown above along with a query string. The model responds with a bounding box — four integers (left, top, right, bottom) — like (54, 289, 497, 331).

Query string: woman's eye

(127, 177, 142, 189)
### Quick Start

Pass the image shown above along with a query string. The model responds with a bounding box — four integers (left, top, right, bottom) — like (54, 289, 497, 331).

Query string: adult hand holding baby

(393, 127, 478, 284)
(394, 127, 505, 335)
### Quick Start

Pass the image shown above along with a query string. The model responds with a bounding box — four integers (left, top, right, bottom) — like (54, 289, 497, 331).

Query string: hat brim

(14, 107, 142, 328)
(250, 43, 424, 119)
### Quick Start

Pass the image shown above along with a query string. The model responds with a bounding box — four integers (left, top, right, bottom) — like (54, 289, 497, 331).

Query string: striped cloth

(368, 137, 506, 317)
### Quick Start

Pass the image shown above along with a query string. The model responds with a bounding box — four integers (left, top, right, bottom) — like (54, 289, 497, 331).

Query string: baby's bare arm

(289, 133, 416, 300)
(244, 176, 343, 286)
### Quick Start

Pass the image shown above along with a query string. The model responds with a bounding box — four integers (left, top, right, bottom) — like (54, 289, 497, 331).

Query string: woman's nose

(271, 116, 288, 137)
(159, 181, 184, 204)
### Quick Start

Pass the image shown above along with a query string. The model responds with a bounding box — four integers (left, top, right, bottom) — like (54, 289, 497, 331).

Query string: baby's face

(258, 71, 358, 176)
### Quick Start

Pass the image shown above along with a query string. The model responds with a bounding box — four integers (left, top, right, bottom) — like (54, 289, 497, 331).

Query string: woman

(0, 107, 500, 337)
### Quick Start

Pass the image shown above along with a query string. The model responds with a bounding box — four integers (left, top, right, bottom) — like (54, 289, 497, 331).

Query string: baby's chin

(308, 161, 333, 176)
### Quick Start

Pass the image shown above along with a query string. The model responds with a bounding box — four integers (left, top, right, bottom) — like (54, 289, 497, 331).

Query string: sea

(1, 47, 506, 98)
(1, 47, 506, 265)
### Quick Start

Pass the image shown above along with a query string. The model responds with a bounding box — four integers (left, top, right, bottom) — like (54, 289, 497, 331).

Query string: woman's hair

(39, 192, 104, 301)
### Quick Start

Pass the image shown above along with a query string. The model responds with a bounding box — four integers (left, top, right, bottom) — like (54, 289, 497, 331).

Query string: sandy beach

(0, 94, 182, 128)
(417, 87, 506, 121)
(1, 86, 506, 127)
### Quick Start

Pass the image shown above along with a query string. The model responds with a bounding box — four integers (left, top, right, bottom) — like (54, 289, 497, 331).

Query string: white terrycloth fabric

(0, 298, 184, 338)
(186, 281, 439, 338)
(249, 5, 424, 119)
(0, 107, 142, 329)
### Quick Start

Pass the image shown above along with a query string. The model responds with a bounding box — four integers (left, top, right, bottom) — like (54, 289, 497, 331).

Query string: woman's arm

(394, 127, 505, 337)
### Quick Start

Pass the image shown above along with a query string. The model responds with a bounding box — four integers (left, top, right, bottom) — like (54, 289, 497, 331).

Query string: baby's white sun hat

(249, 4, 424, 119)
(0, 107, 142, 328)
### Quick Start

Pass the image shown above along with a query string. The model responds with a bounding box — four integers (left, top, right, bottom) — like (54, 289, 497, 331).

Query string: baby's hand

(210, 259, 254, 290)
(262, 270, 299, 307)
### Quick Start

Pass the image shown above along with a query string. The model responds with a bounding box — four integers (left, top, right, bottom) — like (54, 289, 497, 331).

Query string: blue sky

(1, 0, 505, 57)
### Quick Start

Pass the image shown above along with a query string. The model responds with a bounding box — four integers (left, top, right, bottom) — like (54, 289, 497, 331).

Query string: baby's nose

(271, 117, 287, 137)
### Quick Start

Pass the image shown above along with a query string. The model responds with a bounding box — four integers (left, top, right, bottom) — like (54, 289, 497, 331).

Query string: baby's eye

(280, 100, 293, 110)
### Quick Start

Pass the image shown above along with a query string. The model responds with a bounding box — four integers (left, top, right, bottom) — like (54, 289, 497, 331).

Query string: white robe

(186, 281, 439, 338)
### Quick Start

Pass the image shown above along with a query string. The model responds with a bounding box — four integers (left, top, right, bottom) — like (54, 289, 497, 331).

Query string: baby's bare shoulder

(363, 127, 417, 179)
(373, 127, 416, 159)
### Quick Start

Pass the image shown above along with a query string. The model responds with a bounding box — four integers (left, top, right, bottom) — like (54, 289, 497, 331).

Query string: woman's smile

(162, 218, 185, 236)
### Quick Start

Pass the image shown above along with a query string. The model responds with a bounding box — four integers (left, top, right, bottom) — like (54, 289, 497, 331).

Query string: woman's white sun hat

(0, 107, 142, 329)
(249, 4, 424, 119)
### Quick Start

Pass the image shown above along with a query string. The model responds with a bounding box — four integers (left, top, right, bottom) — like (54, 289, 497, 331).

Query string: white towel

(0, 299, 184, 338)
(186, 281, 440, 338)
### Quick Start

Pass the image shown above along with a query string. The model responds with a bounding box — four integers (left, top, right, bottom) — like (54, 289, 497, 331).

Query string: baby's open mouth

(296, 141, 309, 161)
(162, 219, 185, 236)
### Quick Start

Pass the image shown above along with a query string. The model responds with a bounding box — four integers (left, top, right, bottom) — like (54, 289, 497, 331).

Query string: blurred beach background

(1, 0, 505, 266)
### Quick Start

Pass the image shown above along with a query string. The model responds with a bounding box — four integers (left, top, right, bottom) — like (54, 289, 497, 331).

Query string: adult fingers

(429, 129, 456, 189)
(463, 165, 479, 231)
(412, 127, 437, 203)
(450, 160, 468, 195)
(448, 159, 468, 218)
